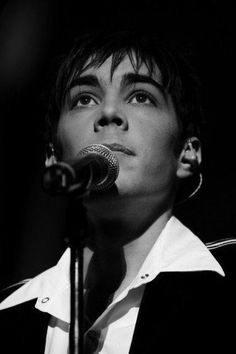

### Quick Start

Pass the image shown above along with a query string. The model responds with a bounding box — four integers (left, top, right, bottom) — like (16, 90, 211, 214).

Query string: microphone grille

(78, 144, 119, 191)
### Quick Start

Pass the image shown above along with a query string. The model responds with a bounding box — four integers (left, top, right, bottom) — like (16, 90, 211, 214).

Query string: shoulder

(0, 280, 49, 354)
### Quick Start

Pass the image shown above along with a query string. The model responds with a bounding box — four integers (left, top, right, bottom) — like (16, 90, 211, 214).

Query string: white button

(41, 297, 50, 303)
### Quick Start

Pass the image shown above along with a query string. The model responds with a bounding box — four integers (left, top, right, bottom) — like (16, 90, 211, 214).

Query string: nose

(94, 101, 128, 132)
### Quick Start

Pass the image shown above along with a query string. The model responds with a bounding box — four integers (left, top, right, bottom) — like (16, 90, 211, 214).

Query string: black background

(1, 0, 235, 287)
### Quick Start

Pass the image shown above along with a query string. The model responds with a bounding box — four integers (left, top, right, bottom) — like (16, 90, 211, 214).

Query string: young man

(0, 28, 235, 353)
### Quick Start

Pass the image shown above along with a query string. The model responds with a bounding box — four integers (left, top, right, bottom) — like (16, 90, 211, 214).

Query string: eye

(128, 91, 155, 105)
(71, 94, 98, 108)
(77, 94, 97, 106)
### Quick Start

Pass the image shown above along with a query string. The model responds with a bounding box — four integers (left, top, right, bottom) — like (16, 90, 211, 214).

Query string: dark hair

(45, 28, 204, 150)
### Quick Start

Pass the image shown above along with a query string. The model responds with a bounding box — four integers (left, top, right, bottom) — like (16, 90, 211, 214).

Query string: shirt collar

(0, 216, 224, 318)
(111, 216, 224, 304)
(134, 216, 224, 283)
(0, 248, 71, 320)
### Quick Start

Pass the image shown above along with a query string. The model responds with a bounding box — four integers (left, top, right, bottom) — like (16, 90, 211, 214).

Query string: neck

(82, 193, 172, 296)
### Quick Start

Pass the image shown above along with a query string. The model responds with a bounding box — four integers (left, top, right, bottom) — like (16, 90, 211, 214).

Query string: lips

(102, 143, 135, 156)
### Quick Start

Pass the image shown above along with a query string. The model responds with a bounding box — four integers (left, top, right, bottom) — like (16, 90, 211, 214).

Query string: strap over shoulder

(0, 279, 31, 303)
(206, 237, 236, 250)
(206, 237, 236, 281)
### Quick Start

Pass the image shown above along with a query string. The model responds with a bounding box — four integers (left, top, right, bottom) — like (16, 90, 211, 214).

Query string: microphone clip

(42, 161, 92, 196)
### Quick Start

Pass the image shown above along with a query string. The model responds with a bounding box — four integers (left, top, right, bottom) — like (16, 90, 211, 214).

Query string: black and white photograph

(1, 1, 235, 353)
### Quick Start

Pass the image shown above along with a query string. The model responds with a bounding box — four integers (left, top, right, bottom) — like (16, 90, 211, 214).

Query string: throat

(84, 192, 172, 249)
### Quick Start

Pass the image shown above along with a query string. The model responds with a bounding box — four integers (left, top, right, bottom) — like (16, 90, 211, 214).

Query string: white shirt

(0, 216, 224, 354)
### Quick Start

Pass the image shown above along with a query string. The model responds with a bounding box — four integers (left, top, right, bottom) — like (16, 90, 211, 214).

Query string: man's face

(57, 55, 182, 202)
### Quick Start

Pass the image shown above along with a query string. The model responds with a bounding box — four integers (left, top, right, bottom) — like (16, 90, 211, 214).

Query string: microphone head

(78, 144, 119, 191)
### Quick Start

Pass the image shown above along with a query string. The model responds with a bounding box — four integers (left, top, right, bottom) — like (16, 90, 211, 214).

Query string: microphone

(42, 144, 119, 195)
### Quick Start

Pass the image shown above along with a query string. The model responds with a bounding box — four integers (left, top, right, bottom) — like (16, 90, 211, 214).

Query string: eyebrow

(67, 72, 167, 100)
(68, 75, 100, 91)
(121, 73, 167, 100)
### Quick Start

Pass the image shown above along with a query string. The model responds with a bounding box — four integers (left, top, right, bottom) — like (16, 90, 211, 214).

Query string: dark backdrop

(1, 0, 235, 287)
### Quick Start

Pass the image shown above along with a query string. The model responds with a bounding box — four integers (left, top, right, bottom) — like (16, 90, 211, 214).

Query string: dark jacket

(0, 240, 235, 353)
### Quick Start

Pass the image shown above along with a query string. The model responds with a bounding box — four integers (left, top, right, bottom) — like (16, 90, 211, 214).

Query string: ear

(176, 137, 202, 179)
(45, 142, 58, 167)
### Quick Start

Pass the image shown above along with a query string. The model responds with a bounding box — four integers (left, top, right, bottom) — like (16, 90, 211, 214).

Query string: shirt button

(41, 297, 50, 303)
(141, 274, 150, 279)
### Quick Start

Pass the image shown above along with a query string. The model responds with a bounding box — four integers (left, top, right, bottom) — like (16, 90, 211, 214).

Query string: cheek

(132, 119, 180, 184)
(137, 118, 179, 161)
(56, 116, 92, 160)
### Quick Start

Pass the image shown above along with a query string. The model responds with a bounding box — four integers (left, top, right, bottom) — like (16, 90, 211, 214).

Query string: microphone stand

(66, 197, 87, 354)
(43, 162, 93, 354)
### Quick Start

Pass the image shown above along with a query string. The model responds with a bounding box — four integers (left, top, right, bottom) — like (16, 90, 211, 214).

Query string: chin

(85, 181, 134, 204)
(112, 177, 136, 195)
